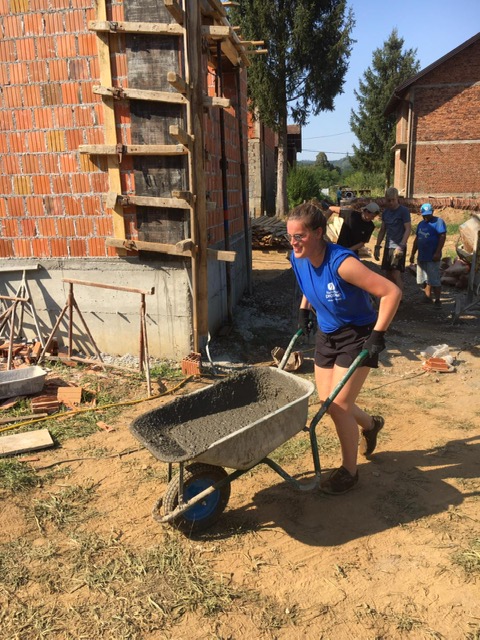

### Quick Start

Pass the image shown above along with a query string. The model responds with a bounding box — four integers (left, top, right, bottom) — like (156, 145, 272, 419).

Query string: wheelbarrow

(130, 335, 368, 534)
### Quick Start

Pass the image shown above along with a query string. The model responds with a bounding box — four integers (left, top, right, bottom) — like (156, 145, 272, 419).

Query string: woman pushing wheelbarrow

(288, 201, 402, 494)
(130, 202, 402, 534)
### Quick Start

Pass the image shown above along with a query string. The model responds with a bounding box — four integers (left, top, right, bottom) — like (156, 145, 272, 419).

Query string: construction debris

(251, 216, 290, 250)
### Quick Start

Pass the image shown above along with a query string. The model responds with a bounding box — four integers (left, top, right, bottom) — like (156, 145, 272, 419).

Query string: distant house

(385, 32, 480, 198)
(286, 124, 302, 168)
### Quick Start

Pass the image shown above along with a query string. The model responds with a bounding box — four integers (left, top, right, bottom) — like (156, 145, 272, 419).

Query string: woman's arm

(338, 257, 401, 331)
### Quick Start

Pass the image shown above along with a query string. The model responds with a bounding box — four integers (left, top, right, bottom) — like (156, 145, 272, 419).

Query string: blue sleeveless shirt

(290, 243, 377, 333)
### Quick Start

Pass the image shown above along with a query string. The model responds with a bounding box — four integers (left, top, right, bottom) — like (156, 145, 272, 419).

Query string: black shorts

(315, 323, 378, 369)
(381, 247, 406, 272)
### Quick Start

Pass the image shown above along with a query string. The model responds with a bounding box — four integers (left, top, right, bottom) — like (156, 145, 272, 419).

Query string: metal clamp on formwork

(107, 86, 125, 100)
(115, 143, 125, 163)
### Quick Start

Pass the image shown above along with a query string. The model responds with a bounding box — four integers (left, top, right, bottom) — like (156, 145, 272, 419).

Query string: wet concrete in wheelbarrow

(130, 368, 305, 462)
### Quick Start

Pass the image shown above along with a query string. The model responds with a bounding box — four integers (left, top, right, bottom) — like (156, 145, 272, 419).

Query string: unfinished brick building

(0, 0, 254, 359)
(386, 32, 480, 199)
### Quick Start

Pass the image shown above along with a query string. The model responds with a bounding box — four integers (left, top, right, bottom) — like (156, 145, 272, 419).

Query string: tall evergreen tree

(350, 29, 420, 187)
(230, 1, 354, 216)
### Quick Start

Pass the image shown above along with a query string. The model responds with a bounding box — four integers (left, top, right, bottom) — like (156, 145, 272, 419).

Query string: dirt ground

(1, 208, 479, 639)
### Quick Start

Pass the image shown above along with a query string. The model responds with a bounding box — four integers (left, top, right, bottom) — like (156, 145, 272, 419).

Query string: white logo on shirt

(326, 282, 342, 301)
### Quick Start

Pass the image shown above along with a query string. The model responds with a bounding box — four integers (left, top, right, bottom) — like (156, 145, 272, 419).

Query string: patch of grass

(0, 539, 31, 589)
(449, 419, 477, 431)
(0, 458, 39, 492)
(149, 360, 183, 380)
(33, 482, 97, 531)
(270, 432, 310, 464)
(413, 398, 442, 410)
(452, 538, 480, 576)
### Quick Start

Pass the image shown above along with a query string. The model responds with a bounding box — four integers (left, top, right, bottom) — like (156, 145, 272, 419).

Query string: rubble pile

(440, 258, 470, 289)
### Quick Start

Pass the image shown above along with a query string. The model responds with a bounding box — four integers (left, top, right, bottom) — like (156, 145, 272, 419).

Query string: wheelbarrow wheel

(163, 463, 231, 533)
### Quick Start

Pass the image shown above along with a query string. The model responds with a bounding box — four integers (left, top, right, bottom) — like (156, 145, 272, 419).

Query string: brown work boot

(360, 415, 384, 457)
(321, 466, 359, 495)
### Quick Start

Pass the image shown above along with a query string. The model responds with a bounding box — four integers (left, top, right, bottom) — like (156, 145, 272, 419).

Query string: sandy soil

(1, 208, 479, 639)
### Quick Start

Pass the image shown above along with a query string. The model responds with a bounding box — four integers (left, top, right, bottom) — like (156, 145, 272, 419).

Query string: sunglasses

(285, 233, 308, 243)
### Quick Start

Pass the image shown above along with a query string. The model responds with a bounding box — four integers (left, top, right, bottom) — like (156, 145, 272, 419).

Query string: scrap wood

(0, 413, 48, 425)
(0, 428, 54, 457)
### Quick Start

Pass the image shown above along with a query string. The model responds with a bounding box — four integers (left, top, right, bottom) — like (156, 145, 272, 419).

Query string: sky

(296, 0, 480, 163)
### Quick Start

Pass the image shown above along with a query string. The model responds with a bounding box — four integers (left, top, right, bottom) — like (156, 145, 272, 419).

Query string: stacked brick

(0, 1, 249, 261)
(205, 64, 248, 246)
(0, 0, 118, 259)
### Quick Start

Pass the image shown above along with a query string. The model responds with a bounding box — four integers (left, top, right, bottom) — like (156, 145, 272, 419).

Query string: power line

(303, 131, 351, 139)
(301, 149, 351, 155)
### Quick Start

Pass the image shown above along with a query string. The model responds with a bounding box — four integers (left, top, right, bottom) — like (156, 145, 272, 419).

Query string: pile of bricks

(0, 340, 43, 370)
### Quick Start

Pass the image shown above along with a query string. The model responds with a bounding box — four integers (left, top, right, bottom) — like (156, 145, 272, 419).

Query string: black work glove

(298, 309, 314, 336)
(373, 245, 381, 261)
(363, 330, 386, 357)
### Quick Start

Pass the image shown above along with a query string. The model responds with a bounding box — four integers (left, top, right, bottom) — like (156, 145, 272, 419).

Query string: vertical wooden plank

(185, 1, 209, 349)
(96, 0, 126, 243)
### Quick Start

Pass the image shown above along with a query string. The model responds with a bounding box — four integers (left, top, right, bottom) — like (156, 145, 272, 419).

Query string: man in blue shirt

(409, 203, 447, 305)
(374, 187, 411, 298)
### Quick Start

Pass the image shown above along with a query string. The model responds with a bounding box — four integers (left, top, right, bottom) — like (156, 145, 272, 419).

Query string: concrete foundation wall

(0, 258, 193, 359)
(0, 230, 249, 360)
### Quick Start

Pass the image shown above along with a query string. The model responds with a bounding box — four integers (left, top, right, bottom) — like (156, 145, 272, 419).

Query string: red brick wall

(410, 39, 480, 196)
(205, 65, 248, 245)
(0, 1, 248, 258)
(0, 0, 115, 259)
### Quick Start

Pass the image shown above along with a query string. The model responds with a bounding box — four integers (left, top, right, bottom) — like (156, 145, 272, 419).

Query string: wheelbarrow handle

(310, 348, 369, 431)
(277, 329, 303, 370)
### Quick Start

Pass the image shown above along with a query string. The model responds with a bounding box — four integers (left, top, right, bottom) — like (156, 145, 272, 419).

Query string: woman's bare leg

(315, 363, 370, 475)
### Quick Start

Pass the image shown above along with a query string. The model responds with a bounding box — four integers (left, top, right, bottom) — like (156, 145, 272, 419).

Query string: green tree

(286, 166, 319, 209)
(350, 29, 420, 187)
(230, 1, 354, 216)
(315, 152, 332, 169)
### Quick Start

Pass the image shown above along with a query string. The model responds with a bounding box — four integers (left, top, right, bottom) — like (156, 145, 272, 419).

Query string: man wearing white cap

(409, 203, 446, 305)
(326, 200, 380, 255)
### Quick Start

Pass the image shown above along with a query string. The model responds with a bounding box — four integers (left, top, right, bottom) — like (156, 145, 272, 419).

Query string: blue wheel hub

(183, 477, 220, 522)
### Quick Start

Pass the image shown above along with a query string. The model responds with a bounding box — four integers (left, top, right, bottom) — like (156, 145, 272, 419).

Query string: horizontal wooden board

(0, 428, 54, 457)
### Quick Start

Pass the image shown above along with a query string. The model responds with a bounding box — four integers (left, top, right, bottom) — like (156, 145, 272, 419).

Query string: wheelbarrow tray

(130, 367, 315, 470)
(0, 366, 47, 400)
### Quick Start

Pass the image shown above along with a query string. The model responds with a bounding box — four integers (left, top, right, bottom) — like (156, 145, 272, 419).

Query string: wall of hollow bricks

(394, 38, 480, 198)
(0, 0, 251, 357)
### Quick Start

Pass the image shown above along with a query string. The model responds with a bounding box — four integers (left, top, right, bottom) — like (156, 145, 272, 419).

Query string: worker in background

(288, 202, 401, 495)
(373, 187, 411, 299)
(327, 200, 380, 255)
(409, 203, 447, 306)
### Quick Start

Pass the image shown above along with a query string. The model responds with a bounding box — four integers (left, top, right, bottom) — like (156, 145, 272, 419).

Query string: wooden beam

(169, 124, 194, 146)
(164, 0, 184, 25)
(201, 25, 230, 40)
(107, 237, 193, 257)
(95, 0, 125, 249)
(79, 143, 188, 156)
(116, 195, 191, 209)
(220, 38, 241, 66)
(88, 20, 185, 35)
(167, 71, 188, 95)
(171, 190, 194, 206)
(207, 0, 227, 17)
(203, 95, 231, 109)
(106, 238, 236, 262)
(186, 2, 209, 348)
(93, 85, 188, 104)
